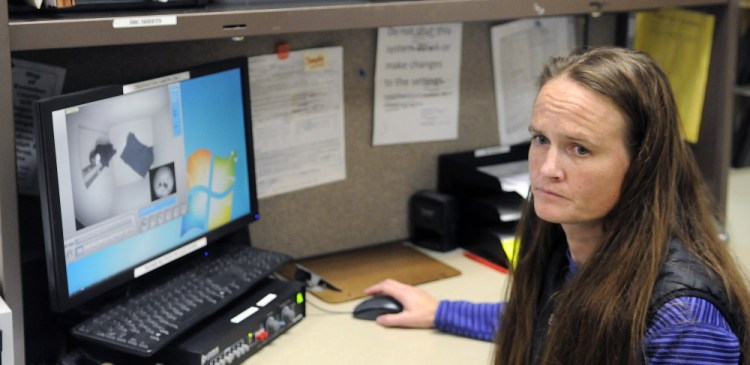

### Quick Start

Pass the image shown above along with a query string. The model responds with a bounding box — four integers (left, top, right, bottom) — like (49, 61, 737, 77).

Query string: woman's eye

(532, 135, 549, 145)
(574, 145, 589, 156)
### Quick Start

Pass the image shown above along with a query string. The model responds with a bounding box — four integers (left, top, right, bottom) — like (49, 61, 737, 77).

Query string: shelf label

(113, 16, 177, 29)
(123, 71, 189, 94)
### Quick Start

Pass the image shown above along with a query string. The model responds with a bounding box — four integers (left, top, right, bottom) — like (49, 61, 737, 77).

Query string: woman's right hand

(363, 278, 439, 329)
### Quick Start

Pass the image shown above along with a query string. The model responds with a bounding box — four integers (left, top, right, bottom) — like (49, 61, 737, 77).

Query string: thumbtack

(276, 41, 291, 60)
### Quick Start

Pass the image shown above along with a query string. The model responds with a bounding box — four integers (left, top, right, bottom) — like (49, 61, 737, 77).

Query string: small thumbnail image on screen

(150, 162, 176, 201)
(67, 86, 180, 231)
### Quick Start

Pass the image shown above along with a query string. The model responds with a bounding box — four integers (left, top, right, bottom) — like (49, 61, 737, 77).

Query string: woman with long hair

(365, 47, 750, 364)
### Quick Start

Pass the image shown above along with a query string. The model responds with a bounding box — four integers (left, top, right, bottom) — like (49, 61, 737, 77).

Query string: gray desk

(245, 246, 509, 364)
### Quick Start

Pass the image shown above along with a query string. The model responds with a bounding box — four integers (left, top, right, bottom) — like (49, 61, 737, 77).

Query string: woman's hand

(363, 279, 439, 328)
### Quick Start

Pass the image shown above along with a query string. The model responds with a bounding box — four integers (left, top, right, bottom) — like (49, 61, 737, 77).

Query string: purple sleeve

(645, 297, 740, 364)
(434, 301, 504, 342)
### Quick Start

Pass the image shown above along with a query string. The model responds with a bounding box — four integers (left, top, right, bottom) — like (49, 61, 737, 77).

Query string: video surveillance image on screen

(64, 85, 186, 257)
(42, 65, 254, 302)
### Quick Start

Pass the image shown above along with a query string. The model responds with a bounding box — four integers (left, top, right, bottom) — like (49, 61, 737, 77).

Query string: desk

(731, 242, 750, 275)
(243, 242, 750, 364)
(245, 246, 509, 364)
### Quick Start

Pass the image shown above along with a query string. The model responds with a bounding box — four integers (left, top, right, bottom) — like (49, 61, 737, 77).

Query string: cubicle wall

(14, 17, 612, 259)
(14, 22, 498, 258)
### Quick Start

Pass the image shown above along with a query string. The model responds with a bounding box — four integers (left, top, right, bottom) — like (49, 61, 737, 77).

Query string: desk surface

(243, 242, 750, 364)
(245, 246, 509, 364)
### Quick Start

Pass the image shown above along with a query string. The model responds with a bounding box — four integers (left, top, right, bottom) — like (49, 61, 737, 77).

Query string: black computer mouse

(352, 295, 403, 320)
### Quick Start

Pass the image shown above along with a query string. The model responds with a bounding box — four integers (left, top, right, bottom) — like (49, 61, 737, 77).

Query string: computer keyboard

(71, 241, 291, 357)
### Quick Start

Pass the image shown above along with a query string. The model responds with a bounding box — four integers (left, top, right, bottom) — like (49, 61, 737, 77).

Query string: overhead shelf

(8, 0, 726, 51)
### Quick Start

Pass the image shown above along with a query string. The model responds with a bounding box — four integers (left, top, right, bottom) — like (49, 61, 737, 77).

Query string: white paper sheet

(373, 23, 462, 146)
(477, 160, 530, 198)
(247, 47, 346, 199)
(12, 59, 66, 195)
(491, 17, 575, 147)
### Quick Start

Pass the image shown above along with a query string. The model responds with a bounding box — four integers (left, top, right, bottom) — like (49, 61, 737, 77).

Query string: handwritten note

(373, 23, 462, 146)
(247, 47, 346, 199)
(491, 17, 575, 146)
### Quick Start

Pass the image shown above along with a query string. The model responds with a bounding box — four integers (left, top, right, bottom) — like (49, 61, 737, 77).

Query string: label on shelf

(113, 16, 177, 29)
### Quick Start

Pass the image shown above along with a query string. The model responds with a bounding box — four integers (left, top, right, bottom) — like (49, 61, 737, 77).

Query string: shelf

(9, 0, 726, 51)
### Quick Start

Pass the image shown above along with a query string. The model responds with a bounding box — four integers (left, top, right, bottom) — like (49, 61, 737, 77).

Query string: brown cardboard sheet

(280, 242, 461, 303)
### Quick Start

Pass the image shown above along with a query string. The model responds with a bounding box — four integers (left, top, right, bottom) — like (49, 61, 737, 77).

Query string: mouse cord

(270, 272, 352, 315)
(304, 299, 351, 315)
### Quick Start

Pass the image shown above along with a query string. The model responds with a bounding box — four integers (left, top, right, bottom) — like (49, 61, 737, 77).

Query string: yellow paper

(501, 236, 520, 270)
(632, 8, 714, 143)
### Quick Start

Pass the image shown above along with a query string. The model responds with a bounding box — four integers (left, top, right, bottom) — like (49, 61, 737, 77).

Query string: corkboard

(280, 242, 461, 303)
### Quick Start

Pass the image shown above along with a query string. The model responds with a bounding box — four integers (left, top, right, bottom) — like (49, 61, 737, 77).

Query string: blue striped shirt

(434, 254, 741, 363)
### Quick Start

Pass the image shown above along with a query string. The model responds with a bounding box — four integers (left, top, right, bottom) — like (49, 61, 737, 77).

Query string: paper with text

(248, 46, 346, 199)
(12, 59, 67, 195)
(633, 8, 714, 143)
(491, 17, 575, 147)
(373, 23, 462, 146)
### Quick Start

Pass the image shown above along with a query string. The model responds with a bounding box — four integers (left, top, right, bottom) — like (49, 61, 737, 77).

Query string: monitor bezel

(33, 58, 259, 312)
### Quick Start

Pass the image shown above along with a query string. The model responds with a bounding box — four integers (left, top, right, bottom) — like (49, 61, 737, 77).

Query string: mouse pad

(279, 242, 461, 303)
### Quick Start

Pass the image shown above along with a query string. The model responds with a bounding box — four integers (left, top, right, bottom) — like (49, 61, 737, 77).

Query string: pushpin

(276, 41, 291, 60)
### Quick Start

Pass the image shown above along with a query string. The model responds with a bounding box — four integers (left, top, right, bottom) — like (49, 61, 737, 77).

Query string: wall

(15, 21, 515, 258)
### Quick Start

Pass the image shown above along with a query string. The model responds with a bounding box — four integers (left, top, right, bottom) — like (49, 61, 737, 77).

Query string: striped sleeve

(644, 296, 740, 364)
(433, 301, 504, 342)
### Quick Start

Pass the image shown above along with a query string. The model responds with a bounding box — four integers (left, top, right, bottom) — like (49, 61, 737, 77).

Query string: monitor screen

(33, 58, 259, 312)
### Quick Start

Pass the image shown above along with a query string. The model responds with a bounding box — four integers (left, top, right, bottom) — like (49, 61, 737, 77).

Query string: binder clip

(589, 1, 603, 18)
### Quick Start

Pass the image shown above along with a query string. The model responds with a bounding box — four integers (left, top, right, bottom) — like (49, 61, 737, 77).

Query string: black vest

(530, 239, 744, 364)
(647, 239, 745, 364)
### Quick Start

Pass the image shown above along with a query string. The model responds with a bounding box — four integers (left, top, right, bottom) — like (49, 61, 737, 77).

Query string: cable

(269, 272, 351, 315)
(304, 299, 351, 315)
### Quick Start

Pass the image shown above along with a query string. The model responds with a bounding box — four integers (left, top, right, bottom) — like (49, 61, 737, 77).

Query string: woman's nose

(539, 149, 563, 179)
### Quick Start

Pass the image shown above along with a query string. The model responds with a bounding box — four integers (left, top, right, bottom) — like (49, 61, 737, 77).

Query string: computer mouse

(352, 295, 403, 320)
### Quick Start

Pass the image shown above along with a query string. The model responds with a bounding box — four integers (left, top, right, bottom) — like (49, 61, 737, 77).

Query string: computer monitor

(33, 58, 259, 312)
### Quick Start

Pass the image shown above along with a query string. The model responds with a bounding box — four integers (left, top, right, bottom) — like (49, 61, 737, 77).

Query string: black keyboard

(71, 242, 291, 357)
